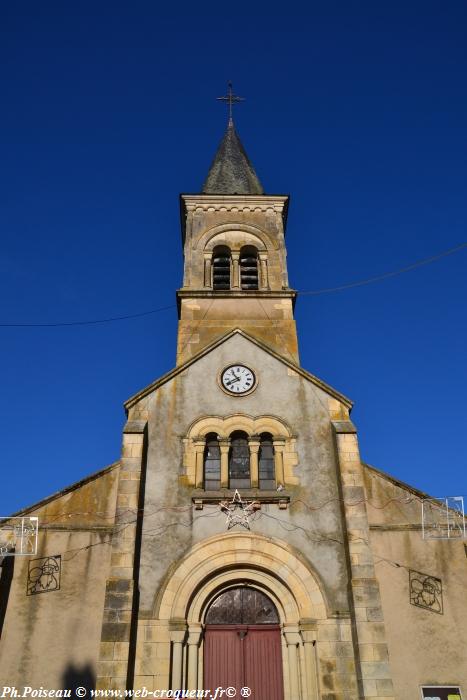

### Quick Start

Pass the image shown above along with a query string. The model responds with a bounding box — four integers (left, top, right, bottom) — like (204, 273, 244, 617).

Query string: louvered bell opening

(213, 255, 231, 290)
(240, 255, 258, 290)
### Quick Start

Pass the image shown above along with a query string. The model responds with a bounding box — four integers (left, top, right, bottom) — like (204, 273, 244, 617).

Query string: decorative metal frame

(422, 496, 466, 539)
(409, 569, 443, 615)
(0, 517, 39, 556)
(27, 555, 61, 596)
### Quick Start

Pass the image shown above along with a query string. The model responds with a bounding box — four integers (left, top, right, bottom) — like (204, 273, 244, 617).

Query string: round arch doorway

(204, 586, 284, 700)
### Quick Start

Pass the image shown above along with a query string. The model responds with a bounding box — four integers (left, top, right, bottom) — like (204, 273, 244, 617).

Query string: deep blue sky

(1, 1, 466, 515)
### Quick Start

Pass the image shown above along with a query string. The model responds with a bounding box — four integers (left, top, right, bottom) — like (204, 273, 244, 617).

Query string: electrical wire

(0, 304, 176, 328)
(1, 242, 464, 328)
(54, 502, 456, 590)
(299, 241, 467, 295)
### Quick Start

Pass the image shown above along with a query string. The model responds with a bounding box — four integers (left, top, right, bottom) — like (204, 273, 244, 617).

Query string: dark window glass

(240, 246, 258, 290)
(205, 586, 279, 624)
(259, 433, 275, 490)
(229, 431, 250, 489)
(212, 246, 231, 290)
(204, 433, 221, 490)
(422, 689, 461, 700)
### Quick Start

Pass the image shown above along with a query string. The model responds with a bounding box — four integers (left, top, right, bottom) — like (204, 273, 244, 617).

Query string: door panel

(204, 627, 243, 693)
(204, 625, 284, 700)
(244, 627, 284, 699)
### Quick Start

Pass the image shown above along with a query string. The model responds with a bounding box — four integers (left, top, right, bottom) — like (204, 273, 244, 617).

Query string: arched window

(240, 246, 258, 290)
(212, 246, 231, 290)
(204, 433, 221, 490)
(229, 431, 250, 489)
(205, 586, 279, 624)
(258, 433, 275, 489)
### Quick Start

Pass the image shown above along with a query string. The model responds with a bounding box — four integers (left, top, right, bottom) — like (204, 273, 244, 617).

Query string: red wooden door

(204, 625, 284, 700)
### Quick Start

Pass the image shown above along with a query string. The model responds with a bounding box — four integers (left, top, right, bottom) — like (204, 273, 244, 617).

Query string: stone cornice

(181, 193, 289, 209)
(179, 193, 289, 243)
(177, 288, 297, 300)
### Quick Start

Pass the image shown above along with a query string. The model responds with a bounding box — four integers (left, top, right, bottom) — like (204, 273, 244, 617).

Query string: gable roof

(363, 461, 430, 500)
(8, 461, 120, 518)
(124, 328, 353, 410)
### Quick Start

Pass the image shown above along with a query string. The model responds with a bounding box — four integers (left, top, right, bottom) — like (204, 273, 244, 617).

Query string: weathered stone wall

(0, 466, 119, 688)
(364, 466, 467, 698)
(177, 194, 299, 364)
(137, 333, 350, 616)
(133, 332, 362, 695)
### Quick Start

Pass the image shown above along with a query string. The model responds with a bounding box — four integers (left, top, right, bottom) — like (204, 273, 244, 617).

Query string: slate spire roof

(202, 118, 264, 195)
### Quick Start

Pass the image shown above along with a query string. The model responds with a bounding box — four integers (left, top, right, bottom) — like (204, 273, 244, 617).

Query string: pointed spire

(202, 118, 264, 195)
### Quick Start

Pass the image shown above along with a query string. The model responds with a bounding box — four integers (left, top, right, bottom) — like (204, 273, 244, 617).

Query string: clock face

(221, 365, 256, 395)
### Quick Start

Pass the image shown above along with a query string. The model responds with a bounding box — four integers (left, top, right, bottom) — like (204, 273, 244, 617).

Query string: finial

(216, 81, 245, 123)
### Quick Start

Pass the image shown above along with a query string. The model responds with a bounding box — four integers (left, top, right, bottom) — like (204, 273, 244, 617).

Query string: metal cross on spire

(217, 81, 245, 123)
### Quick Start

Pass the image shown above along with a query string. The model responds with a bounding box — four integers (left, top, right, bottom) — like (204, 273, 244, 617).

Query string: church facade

(1, 118, 466, 700)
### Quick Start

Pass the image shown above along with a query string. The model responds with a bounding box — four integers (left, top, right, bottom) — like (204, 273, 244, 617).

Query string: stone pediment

(124, 328, 352, 411)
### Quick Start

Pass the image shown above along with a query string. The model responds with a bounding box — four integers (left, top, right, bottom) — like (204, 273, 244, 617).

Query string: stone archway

(143, 533, 326, 699)
(204, 586, 284, 699)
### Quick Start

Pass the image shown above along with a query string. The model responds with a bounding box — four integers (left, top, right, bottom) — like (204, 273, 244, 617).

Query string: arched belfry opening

(240, 245, 259, 290)
(204, 586, 284, 699)
(212, 245, 231, 290)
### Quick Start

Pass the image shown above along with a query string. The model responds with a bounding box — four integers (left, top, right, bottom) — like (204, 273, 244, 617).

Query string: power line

(300, 242, 467, 296)
(0, 243, 465, 328)
(0, 304, 176, 328)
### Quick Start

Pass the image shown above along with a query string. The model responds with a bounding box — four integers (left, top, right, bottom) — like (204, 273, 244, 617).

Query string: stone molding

(182, 413, 298, 487)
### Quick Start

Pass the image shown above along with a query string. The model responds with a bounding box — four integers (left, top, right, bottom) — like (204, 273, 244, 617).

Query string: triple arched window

(211, 246, 260, 291)
(203, 431, 276, 490)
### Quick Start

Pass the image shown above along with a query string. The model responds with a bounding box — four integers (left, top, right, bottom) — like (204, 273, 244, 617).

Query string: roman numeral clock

(220, 364, 257, 396)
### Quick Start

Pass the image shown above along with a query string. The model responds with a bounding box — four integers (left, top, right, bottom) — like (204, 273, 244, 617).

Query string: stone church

(0, 116, 466, 700)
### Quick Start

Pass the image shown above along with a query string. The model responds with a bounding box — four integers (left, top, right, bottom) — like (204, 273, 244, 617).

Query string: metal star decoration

(220, 490, 258, 530)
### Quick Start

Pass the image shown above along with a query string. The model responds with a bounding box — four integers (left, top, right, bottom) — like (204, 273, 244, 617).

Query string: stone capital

(284, 631, 302, 646)
(248, 436, 261, 452)
(192, 436, 206, 451)
(272, 437, 286, 451)
(218, 439, 231, 453)
(187, 623, 203, 646)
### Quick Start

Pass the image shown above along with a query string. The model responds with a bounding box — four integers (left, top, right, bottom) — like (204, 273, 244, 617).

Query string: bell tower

(177, 113, 299, 365)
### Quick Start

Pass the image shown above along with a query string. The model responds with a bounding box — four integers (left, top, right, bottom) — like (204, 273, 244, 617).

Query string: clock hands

(225, 370, 242, 387)
(221, 365, 255, 394)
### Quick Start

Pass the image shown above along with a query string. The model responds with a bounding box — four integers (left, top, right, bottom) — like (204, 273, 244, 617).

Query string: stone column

(284, 629, 302, 700)
(219, 439, 230, 488)
(248, 436, 261, 488)
(273, 438, 286, 486)
(193, 437, 206, 489)
(170, 626, 187, 691)
(300, 628, 319, 699)
(231, 252, 240, 289)
(203, 255, 212, 288)
(259, 253, 269, 289)
(96, 419, 147, 691)
(332, 420, 395, 699)
(186, 624, 203, 690)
